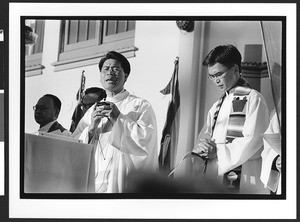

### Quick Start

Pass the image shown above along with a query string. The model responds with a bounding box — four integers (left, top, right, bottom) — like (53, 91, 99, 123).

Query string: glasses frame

(33, 106, 55, 111)
(101, 66, 123, 73)
(208, 65, 236, 80)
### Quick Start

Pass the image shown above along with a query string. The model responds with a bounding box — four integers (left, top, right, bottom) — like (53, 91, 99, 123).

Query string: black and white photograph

(7, 2, 297, 220)
(22, 18, 283, 196)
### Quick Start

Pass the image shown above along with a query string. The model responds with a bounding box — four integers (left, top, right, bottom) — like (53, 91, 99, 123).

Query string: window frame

(52, 19, 137, 72)
(63, 20, 102, 52)
(25, 20, 45, 77)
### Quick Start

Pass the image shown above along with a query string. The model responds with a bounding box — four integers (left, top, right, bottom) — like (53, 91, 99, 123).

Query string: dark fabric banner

(70, 104, 83, 133)
(158, 57, 180, 175)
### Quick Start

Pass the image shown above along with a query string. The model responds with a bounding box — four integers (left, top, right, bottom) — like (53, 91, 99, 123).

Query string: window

(25, 20, 45, 76)
(53, 20, 137, 71)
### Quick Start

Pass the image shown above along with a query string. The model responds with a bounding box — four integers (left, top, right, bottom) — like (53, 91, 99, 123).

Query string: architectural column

(174, 21, 205, 176)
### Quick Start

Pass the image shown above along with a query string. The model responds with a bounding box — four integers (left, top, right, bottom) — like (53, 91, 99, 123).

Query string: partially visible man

(34, 94, 71, 137)
(260, 109, 281, 194)
(192, 44, 270, 194)
(69, 87, 106, 133)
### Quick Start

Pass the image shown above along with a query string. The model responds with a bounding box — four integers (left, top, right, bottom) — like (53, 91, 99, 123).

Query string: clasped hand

(192, 138, 217, 160)
(88, 101, 120, 135)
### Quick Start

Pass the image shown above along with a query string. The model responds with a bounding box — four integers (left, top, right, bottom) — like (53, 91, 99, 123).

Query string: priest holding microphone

(78, 51, 158, 193)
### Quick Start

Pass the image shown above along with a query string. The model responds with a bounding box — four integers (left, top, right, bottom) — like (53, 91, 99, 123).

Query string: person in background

(69, 87, 106, 133)
(260, 109, 281, 194)
(192, 44, 270, 194)
(33, 94, 71, 137)
(78, 51, 158, 193)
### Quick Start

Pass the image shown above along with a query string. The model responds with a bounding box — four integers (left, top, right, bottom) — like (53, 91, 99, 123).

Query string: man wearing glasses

(33, 94, 71, 137)
(192, 44, 270, 194)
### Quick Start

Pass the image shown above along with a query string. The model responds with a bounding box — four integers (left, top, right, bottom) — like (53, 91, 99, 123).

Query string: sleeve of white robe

(108, 101, 158, 170)
(78, 100, 158, 171)
(216, 91, 270, 175)
(260, 110, 281, 191)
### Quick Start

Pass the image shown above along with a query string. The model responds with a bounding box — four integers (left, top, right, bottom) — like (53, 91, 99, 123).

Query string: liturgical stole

(223, 86, 251, 192)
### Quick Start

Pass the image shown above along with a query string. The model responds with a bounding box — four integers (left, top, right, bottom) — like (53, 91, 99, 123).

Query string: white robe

(195, 87, 270, 194)
(260, 110, 281, 194)
(77, 90, 158, 193)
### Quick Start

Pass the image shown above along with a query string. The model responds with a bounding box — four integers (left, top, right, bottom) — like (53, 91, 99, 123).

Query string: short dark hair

(98, 51, 131, 75)
(43, 94, 61, 112)
(202, 44, 242, 72)
(84, 87, 107, 100)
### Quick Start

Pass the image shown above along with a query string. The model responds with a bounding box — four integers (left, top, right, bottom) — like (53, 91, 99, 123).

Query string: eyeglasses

(101, 66, 123, 73)
(33, 106, 54, 111)
(208, 65, 235, 80)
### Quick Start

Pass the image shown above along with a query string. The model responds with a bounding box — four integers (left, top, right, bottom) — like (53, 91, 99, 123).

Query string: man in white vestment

(78, 51, 158, 193)
(33, 94, 71, 137)
(192, 45, 270, 194)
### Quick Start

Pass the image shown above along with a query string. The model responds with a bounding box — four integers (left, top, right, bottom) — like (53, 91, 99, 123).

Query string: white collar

(106, 89, 129, 103)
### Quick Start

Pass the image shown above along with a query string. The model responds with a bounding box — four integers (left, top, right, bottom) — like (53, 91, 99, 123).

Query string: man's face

(81, 93, 101, 114)
(100, 59, 128, 95)
(207, 63, 239, 92)
(34, 96, 58, 127)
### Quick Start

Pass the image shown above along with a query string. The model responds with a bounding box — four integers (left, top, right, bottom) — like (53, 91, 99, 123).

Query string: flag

(69, 104, 83, 133)
(158, 57, 180, 175)
(70, 71, 85, 132)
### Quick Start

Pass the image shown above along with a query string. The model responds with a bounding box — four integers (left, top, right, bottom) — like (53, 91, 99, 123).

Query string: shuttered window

(53, 20, 136, 71)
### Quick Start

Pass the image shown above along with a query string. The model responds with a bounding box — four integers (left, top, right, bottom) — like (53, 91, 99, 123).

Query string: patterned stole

(200, 93, 227, 173)
(223, 85, 252, 193)
(211, 93, 226, 134)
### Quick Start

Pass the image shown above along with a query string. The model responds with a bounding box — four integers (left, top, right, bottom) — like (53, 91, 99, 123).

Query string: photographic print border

(9, 2, 297, 220)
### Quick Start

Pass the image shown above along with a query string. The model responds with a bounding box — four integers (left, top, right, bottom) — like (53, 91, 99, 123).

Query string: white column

(175, 21, 205, 176)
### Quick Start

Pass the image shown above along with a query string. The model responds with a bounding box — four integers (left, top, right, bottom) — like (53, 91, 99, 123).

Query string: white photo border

(9, 2, 297, 219)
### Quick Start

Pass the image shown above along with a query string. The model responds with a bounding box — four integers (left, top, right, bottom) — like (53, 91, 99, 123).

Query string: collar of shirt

(106, 89, 129, 103)
(38, 120, 57, 132)
(225, 77, 251, 96)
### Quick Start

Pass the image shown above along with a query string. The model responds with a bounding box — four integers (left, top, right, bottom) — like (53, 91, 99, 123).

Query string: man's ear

(54, 108, 60, 118)
(233, 64, 239, 72)
(124, 73, 129, 82)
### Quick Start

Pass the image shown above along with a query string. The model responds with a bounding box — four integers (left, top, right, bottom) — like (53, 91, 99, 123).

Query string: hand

(276, 155, 281, 172)
(103, 101, 120, 122)
(192, 138, 217, 160)
(88, 105, 105, 135)
(94, 101, 120, 122)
